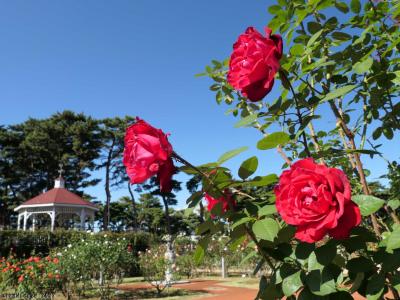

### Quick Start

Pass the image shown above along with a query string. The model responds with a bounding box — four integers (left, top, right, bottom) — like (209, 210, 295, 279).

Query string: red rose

(123, 118, 175, 192)
(275, 158, 361, 243)
(205, 190, 235, 215)
(227, 26, 283, 102)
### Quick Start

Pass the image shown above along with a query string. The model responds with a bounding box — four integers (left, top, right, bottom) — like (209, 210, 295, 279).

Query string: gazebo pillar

(32, 215, 37, 232)
(17, 213, 21, 230)
(23, 211, 27, 231)
(50, 211, 55, 232)
(80, 209, 86, 230)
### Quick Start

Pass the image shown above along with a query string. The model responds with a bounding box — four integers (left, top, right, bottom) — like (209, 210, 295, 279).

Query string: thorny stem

(280, 70, 312, 157)
(315, 21, 381, 235)
(307, 109, 325, 164)
(327, 100, 381, 236)
(172, 151, 276, 271)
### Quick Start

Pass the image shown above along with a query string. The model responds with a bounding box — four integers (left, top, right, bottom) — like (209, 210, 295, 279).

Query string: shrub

(138, 245, 172, 296)
(0, 255, 62, 299)
(0, 229, 151, 275)
(56, 233, 136, 299)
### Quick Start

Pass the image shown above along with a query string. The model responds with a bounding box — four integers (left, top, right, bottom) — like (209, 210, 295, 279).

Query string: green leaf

(296, 243, 315, 260)
(217, 146, 248, 164)
(335, 1, 349, 13)
(277, 226, 296, 243)
(387, 227, 400, 251)
(290, 44, 305, 56)
(352, 195, 385, 216)
(305, 269, 336, 296)
(383, 127, 394, 140)
(388, 199, 400, 210)
(307, 21, 322, 34)
(307, 29, 323, 47)
(257, 132, 290, 150)
(332, 31, 352, 41)
(238, 156, 258, 180)
(366, 273, 385, 300)
(282, 270, 303, 296)
(196, 219, 214, 235)
(353, 57, 373, 74)
(245, 174, 279, 187)
(252, 218, 280, 242)
(232, 217, 255, 230)
(268, 5, 281, 14)
(372, 127, 382, 140)
(234, 114, 258, 128)
(347, 257, 374, 273)
(258, 205, 277, 217)
(315, 243, 337, 266)
(350, 0, 361, 13)
(193, 236, 210, 264)
(321, 85, 357, 102)
(350, 272, 365, 293)
(186, 191, 203, 207)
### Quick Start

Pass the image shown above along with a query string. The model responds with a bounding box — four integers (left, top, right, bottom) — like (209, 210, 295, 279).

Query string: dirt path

(118, 279, 258, 300)
(118, 280, 394, 299)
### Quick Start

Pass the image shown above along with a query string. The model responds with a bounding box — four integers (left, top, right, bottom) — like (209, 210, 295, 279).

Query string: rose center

(301, 186, 317, 206)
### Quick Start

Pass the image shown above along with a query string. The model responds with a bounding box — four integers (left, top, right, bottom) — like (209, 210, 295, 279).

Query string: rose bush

(180, 0, 400, 299)
(121, 1, 400, 298)
(275, 158, 361, 243)
(0, 255, 62, 298)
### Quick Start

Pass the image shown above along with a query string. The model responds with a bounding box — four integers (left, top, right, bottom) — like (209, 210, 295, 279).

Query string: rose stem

(172, 151, 276, 271)
(327, 99, 381, 236)
(279, 70, 312, 157)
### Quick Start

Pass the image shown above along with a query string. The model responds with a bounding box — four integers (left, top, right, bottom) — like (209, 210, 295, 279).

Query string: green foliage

(257, 132, 290, 150)
(195, 0, 400, 298)
(0, 256, 62, 298)
(0, 229, 151, 264)
(352, 195, 385, 216)
(57, 234, 136, 299)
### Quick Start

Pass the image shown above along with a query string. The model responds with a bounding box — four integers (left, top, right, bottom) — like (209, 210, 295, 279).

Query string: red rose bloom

(227, 26, 283, 102)
(275, 158, 361, 243)
(123, 118, 175, 192)
(205, 190, 235, 215)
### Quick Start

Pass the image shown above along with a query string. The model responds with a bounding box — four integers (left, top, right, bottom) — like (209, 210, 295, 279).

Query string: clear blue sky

(0, 1, 398, 208)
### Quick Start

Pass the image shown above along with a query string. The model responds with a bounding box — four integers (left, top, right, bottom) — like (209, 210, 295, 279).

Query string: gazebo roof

(20, 187, 97, 208)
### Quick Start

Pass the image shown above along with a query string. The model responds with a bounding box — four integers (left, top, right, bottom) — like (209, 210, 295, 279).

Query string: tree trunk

(103, 137, 115, 231)
(161, 195, 172, 238)
(127, 182, 138, 230)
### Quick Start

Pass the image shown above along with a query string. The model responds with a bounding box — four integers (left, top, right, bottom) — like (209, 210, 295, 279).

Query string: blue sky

(0, 1, 398, 208)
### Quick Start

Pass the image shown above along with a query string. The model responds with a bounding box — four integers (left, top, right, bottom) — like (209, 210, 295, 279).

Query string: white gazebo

(14, 176, 98, 232)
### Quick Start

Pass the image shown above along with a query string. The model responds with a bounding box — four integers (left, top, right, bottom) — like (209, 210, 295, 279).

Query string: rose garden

(1, 0, 400, 299)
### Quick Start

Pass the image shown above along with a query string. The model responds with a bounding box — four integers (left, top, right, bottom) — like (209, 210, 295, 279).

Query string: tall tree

(0, 111, 102, 226)
(141, 174, 181, 238)
(97, 116, 134, 230)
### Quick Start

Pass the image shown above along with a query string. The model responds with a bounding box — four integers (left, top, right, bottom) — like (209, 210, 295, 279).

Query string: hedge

(0, 229, 153, 258)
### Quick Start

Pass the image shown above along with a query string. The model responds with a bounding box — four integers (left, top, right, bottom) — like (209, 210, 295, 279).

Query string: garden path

(118, 279, 258, 299)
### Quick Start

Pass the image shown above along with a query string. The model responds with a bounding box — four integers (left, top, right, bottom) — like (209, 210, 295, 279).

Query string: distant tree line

(0, 110, 201, 235)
